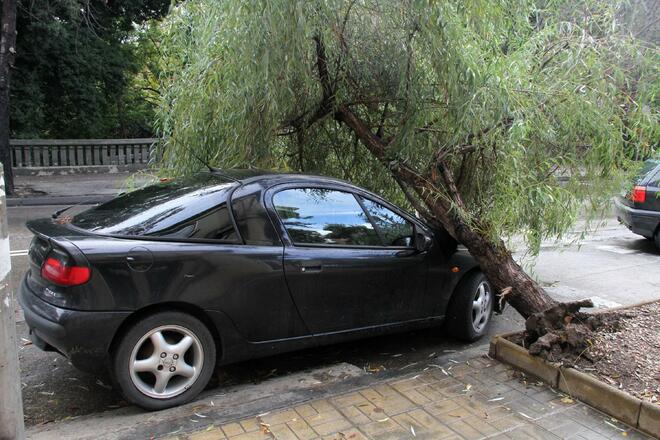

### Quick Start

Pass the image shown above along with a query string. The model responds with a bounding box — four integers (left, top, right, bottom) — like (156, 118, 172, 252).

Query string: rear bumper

(615, 198, 660, 239)
(18, 274, 130, 373)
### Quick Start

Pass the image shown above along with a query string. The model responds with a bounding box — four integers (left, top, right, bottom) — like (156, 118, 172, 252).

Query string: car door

(269, 185, 430, 335)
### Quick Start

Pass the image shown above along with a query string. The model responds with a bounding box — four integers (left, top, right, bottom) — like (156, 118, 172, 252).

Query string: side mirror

(415, 232, 433, 253)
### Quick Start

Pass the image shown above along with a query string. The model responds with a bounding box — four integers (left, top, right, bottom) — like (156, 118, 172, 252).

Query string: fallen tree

(155, 0, 657, 346)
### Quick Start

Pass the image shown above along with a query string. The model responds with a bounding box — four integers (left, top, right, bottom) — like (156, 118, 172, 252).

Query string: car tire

(444, 272, 494, 342)
(655, 229, 660, 250)
(111, 311, 216, 410)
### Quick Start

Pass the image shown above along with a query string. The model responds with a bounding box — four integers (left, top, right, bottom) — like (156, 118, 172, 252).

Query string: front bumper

(18, 274, 131, 373)
(615, 198, 660, 239)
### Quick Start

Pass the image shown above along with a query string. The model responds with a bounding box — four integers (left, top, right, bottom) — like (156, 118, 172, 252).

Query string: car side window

(273, 188, 381, 246)
(155, 204, 239, 242)
(359, 197, 414, 247)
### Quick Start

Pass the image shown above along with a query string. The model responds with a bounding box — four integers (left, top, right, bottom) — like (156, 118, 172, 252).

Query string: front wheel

(111, 311, 216, 410)
(444, 272, 494, 342)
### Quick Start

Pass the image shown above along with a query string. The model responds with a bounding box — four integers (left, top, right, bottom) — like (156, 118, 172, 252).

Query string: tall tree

(10, 0, 170, 139)
(156, 0, 658, 319)
(0, 0, 17, 195)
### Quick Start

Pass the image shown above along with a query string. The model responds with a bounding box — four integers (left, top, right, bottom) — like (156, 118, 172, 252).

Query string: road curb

(489, 334, 560, 387)
(639, 402, 660, 438)
(557, 366, 641, 428)
(490, 334, 659, 438)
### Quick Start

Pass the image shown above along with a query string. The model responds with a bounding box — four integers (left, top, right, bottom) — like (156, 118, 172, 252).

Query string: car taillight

(41, 256, 90, 286)
(631, 185, 647, 203)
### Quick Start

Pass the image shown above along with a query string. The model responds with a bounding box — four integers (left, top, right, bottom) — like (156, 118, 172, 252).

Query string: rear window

(637, 160, 660, 184)
(72, 174, 237, 237)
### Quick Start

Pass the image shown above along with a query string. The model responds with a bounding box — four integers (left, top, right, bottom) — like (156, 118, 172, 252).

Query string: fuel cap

(126, 246, 153, 272)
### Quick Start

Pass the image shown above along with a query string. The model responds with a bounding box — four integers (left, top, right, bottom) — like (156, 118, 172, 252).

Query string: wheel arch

(108, 302, 223, 363)
(449, 265, 482, 299)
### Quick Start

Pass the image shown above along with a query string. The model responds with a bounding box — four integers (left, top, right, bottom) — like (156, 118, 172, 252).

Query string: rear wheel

(112, 311, 216, 410)
(444, 272, 494, 342)
(655, 229, 660, 250)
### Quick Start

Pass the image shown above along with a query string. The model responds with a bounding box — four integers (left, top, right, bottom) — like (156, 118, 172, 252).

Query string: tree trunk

(0, 0, 16, 196)
(334, 104, 557, 319)
(421, 195, 557, 318)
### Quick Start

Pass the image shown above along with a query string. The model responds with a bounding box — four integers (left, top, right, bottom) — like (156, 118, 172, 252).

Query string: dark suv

(615, 159, 660, 249)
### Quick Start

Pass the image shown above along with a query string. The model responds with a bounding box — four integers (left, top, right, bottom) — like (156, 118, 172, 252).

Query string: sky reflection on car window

(274, 188, 381, 246)
(73, 174, 235, 236)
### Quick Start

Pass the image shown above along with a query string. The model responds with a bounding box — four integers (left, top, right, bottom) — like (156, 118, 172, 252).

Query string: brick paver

(168, 355, 652, 440)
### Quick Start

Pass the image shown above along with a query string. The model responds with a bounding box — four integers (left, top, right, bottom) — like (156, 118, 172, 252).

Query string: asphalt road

(7, 205, 660, 428)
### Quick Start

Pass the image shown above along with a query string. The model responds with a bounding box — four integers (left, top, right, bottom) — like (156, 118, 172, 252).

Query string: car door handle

(300, 264, 322, 273)
(395, 249, 420, 257)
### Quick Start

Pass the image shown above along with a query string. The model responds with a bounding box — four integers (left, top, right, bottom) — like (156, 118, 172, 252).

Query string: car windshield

(72, 174, 236, 236)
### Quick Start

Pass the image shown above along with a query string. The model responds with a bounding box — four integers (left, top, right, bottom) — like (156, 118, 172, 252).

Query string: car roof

(210, 169, 356, 188)
(217, 169, 432, 229)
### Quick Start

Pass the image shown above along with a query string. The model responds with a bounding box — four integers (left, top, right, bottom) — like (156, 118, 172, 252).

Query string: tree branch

(314, 35, 332, 101)
(279, 35, 338, 138)
(392, 175, 440, 227)
(331, 0, 356, 87)
(437, 161, 467, 213)
(334, 104, 386, 159)
(426, 117, 512, 177)
(376, 102, 388, 138)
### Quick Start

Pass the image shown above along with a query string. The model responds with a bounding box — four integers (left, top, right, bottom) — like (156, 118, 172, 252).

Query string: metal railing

(10, 138, 158, 168)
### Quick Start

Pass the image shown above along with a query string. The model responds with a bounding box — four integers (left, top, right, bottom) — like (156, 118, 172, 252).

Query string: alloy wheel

(128, 325, 204, 399)
(471, 281, 492, 333)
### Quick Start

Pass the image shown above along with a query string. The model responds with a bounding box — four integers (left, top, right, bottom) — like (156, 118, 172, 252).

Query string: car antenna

(184, 145, 218, 173)
(52, 199, 103, 219)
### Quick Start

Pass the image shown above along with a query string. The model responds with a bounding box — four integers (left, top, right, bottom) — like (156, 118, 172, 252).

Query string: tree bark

(0, 0, 16, 196)
(334, 104, 557, 319)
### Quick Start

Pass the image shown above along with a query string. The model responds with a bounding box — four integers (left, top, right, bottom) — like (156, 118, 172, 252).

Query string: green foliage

(156, 0, 658, 253)
(11, 0, 170, 138)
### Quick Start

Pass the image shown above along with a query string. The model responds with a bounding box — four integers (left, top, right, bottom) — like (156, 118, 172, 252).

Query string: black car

(20, 170, 498, 410)
(615, 159, 660, 249)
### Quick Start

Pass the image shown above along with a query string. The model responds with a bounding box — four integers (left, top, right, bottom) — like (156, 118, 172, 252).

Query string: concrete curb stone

(639, 401, 660, 438)
(13, 165, 146, 176)
(557, 366, 641, 428)
(491, 334, 659, 438)
(491, 336, 560, 387)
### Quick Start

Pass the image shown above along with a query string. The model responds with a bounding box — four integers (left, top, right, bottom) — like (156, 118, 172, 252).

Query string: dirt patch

(573, 301, 660, 403)
(509, 301, 660, 404)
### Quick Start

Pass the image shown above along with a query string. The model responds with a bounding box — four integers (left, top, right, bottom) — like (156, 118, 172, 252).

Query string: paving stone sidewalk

(166, 356, 652, 440)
